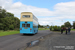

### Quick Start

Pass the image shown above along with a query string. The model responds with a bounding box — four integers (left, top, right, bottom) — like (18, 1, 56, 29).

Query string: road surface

(26, 31, 75, 50)
(0, 30, 52, 50)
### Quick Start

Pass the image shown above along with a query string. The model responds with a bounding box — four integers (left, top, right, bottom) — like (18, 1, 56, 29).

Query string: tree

(46, 25, 49, 28)
(0, 16, 20, 30)
(50, 25, 61, 31)
(61, 25, 65, 28)
(54, 25, 58, 31)
(0, 23, 3, 30)
(47, 25, 49, 27)
(6, 12, 14, 17)
(13, 17, 20, 29)
(0, 6, 3, 18)
(64, 21, 71, 27)
(73, 21, 75, 29)
(1, 17, 12, 30)
(38, 24, 44, 28)
(2, 9, 6, 18)
(0, 6, 20, 30)
(9, 25, 14, 30)
(50, 26, 54, 31)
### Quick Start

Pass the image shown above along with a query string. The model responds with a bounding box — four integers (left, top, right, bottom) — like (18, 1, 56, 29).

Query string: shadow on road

(20, 34, 36, 36)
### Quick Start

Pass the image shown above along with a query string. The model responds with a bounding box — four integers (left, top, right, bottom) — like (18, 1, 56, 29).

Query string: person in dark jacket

(68, 27, 71, 34)
(61, 28, 63, 34)
(66, 28, 68, 34)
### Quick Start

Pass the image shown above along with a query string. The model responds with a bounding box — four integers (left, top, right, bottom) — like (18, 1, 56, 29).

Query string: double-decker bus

(20, 12, 38, 34)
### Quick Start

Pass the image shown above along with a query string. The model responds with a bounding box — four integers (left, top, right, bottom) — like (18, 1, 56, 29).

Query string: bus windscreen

(22, 15, 30, 18)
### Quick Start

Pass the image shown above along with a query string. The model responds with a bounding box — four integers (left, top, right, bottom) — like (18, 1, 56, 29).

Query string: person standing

(66, 28, 68, 34)
(61, 28, 63, 34)
(68, 27, 71, 34)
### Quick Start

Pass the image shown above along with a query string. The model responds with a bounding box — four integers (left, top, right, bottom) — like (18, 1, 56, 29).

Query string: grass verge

(0, 30, 19, 36)
(71, 29, 75, 31)
(38, 28, 49, 30)
(0, 28, 49, 36)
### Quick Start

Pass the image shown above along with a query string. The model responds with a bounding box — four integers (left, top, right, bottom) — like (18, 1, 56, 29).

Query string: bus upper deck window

(27, 24, 30, 27)
(22, 15, 30, 18)
(22, 24, 25, 27)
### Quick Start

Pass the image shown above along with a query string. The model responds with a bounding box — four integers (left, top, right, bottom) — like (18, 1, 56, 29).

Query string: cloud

(38, 17, 65, 26)
(0, 0, 75, 26)
(0, 0, 12, 9)
(39, 15, 75, 26)
(1, 1, 53, 16)
(1, 1, 53, 18)
(54, 2, 75, 16)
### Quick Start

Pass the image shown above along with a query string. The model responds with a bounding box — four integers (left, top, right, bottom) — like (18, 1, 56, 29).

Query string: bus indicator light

(30, 28, 32, 30)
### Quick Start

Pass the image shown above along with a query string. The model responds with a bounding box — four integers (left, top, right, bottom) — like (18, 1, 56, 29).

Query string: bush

(9, 25, 14, 30)
(61, 25, 65, 28)
(50, 26, 61, 31)
(0, 23, 3, 30)
(54, 26, 58, 31)
(15, 28, 19, 31)
(58, 26, 61, 31)
(4, 27, 9, 31)
(50, 26, 53, 31)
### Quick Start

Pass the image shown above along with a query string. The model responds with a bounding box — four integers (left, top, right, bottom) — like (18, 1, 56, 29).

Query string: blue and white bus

(20, 12, 38, 34)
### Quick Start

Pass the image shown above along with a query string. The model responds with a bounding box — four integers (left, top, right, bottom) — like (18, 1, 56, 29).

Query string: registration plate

(25, 28, 27, 29)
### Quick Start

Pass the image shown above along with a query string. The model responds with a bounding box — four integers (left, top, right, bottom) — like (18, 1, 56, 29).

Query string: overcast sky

(0, 0, 75, 26)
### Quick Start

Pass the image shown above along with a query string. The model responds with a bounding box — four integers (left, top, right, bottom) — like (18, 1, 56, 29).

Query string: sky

(0, 0, 75, 26)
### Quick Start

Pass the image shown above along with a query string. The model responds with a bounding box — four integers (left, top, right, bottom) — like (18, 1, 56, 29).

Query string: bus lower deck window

(27, 24, 30, 27)
(22, 24, 25, 27)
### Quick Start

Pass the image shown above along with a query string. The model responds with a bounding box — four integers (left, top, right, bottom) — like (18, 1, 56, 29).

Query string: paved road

(26, 31, 75, 50)
(0, 30, 52, 50)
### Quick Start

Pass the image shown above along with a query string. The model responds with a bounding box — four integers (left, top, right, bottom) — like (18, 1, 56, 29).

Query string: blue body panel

(20, 21, 38, 34)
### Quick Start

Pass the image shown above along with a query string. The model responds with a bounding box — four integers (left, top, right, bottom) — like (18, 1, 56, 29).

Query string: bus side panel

(33, 22, 38, 34)
(20, 21, 34, 34)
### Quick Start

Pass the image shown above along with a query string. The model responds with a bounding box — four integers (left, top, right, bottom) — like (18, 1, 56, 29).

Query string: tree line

(0, 6, 20, 31)
(61, 21, 75, 29)
(38, 21, 75, 31)
(50, 21, 75, 31)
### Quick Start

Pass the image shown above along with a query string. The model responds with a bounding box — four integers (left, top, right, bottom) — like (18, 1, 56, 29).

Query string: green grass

(0, 28, 49, 36)
(38, 28, 49, 30)
(0, 30, 20, 36)
(71, 29, 75, 31)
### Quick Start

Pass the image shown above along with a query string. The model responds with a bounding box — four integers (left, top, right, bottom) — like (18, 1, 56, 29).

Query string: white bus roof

(21, 12, 32, 14)
(20, 12, 38, 21)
